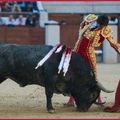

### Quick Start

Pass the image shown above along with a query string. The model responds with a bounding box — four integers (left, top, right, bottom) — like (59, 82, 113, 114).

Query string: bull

(0, 43, 112, 113)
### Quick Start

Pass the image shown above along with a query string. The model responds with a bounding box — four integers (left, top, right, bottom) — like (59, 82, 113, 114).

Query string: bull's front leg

(45, 86, 55, 113)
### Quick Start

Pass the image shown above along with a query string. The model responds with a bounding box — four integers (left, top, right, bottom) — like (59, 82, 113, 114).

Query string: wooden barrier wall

(49, 13, 83, 49)
(0, 26, 45, 45)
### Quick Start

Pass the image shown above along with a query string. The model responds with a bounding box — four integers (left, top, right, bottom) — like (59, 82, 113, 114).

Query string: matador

(66, 14, 120, 106)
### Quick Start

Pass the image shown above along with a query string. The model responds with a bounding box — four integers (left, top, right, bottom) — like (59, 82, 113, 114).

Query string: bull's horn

(97, 81, 114, 93)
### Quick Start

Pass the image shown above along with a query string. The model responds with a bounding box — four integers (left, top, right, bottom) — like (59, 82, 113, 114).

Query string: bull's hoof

(48, 109, 55, 113)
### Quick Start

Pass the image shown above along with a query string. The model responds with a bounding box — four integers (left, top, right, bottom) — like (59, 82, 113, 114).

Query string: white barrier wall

(103, 25, 118, 63)
(45, 22, 60, 46)
(39, 10, 48, 28)
(42, 2, 120, 13)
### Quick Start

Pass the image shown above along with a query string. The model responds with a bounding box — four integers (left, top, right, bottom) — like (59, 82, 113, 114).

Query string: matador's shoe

(64, 96, 75, 107)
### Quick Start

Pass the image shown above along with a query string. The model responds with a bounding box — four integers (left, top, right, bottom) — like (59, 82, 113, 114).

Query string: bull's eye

(90, 92, 97, 101)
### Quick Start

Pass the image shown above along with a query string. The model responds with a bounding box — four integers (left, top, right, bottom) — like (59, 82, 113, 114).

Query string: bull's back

(0, 44, 53, 86)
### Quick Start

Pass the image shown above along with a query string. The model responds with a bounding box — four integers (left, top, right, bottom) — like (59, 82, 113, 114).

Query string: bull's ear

(89, 70, 94, 77)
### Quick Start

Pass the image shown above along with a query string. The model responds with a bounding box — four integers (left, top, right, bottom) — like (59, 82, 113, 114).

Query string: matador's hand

(118, 48, 120, 53)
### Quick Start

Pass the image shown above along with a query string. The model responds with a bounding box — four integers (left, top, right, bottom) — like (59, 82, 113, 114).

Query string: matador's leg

(88, 48, 103, 104)
(88, 48, 97, 80)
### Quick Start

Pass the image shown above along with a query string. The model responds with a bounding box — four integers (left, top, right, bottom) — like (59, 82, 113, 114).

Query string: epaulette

(101, 26, 112, 38)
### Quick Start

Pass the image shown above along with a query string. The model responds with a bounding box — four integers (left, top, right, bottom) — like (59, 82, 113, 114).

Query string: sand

(0, 64, 120, 119)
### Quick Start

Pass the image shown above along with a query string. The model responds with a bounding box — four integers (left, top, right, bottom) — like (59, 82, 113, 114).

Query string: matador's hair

(97, 15, 109, 26)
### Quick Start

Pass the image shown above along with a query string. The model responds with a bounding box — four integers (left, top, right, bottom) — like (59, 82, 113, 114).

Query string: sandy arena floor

(0, 64, 120, 119)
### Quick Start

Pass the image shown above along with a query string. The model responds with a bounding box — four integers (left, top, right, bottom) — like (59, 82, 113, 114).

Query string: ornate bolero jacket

(74, 24, 120, 54)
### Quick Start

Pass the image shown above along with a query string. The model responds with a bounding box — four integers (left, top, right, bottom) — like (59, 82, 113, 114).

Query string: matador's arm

(73, 21, 85, 51)
(107, 36, 120, 54)
(73, 14, 98, 51)
(102, 26, 120, 54)
(73, 23, 90, 51)
(73, 22, 92, 51)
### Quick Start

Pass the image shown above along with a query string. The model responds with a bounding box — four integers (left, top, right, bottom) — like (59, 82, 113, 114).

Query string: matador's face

(90, 21, 97, 29)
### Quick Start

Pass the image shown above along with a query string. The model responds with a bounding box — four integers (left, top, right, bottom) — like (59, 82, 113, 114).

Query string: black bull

(0, 44, 112, 113)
